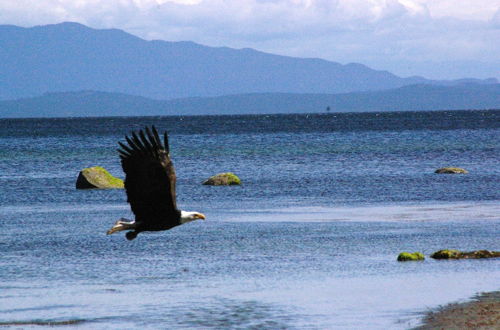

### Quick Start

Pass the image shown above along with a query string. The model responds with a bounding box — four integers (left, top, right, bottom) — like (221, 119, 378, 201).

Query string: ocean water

(0, 110, 499, 329)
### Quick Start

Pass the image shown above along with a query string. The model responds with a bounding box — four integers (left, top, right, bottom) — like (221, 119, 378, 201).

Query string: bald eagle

(106, 126, 205, 240)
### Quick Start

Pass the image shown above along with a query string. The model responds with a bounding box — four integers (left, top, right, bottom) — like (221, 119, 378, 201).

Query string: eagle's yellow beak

(197, 213, 206, 220)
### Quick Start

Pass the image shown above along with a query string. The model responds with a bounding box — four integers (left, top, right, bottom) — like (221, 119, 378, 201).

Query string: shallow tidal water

(0, 110, 499, 329)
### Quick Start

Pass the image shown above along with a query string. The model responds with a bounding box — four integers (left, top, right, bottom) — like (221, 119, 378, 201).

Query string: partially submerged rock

(202, 172, 241, 186)
(435, 167, 468, 174)
(76, 166, 124, 189)
(431, 249, 500, 260)
(430, 249, 462, 259)
(397, 252, 425, 261)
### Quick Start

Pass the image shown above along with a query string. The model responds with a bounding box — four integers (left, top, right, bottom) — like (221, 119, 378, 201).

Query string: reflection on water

(1, 205, 498, 329)
(0, 319, 88, 327)
(176, 299, 294, 329)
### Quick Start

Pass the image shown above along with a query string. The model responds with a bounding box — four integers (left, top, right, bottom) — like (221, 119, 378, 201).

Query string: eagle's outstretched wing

(117, 126, 180, 228)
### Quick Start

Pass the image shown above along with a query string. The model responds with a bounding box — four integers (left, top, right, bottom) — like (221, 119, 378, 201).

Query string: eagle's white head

(180, 211, 206, 224)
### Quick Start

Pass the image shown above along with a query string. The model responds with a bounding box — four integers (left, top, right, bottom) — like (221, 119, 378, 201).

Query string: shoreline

(415, 291, 500, 329)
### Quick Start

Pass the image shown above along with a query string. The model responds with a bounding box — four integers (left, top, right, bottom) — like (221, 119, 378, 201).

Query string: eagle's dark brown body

(107, 126, 205, 240)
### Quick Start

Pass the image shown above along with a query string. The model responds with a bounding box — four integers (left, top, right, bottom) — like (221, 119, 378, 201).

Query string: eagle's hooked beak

(197, 213, 206, 220)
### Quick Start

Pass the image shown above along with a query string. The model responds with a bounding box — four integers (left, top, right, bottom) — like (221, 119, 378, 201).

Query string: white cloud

(0, 0, 498, 79)
(419, 0, 499, 20)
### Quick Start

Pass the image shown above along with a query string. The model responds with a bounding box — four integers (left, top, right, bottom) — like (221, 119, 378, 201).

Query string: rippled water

(0, 110, 499, 329)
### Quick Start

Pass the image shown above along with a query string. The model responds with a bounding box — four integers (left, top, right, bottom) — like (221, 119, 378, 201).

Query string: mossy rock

(430, 249, 500, 259)
(461, 250, 500, 259)
(430, 249, 462, 259)
(397, 252, 425, 261)
(202, 172, 241, 186)
(76, 166, 124, 189)
(434, 167, 468, 174)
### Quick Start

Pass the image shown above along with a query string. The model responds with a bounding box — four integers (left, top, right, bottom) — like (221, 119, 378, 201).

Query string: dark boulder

(431, 249, 500, 259)
(76, 166, 124, 189)
(435, 167, 468, 174)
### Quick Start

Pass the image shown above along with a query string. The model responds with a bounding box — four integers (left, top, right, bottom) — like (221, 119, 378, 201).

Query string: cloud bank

(0, 0, 499, 79)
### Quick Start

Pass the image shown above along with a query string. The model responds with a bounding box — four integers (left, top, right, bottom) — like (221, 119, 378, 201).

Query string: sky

(1, 0, 499, 80)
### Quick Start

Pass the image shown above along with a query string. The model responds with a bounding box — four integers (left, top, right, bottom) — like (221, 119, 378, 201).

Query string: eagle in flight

(107, 126, 205, 240)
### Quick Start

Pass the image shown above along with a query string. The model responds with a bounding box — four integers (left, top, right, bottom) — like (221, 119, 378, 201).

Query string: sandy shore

(415, 291, 500, 329)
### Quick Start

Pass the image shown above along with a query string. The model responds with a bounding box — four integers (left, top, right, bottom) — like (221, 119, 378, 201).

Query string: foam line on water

(217, 201, 500, 222)
(0, 204, 129, 215)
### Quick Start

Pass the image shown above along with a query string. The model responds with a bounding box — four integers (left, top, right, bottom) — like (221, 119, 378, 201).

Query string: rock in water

(202, 172, 241, 186)
(430, 249, 462, 259)
(76, 166, 124, 189)
(434, 167, 468, 174)
(397, 252, 425, 261)
(431, 249, 500, 259)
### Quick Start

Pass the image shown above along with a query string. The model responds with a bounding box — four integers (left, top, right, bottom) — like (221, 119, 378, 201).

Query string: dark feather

(118, 142, 133, 155)
(118, 126, 180, 230)
(125, 136, 142, 153)
(164, 133, 170, 153)
(151, 126, 162, 148)
(145, 127, 160, 157)
(118, 149, 129, 159)
(131, 132, 146, 152)
(138, 130, 152, 152)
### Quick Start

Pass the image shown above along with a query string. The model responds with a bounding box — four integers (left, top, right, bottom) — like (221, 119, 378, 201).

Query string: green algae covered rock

(462, 250, 500, 259)
(76, 166, 124, 189)
(434, 167, 468, 174)
(202, 172, 241, 186)
(430, 249, 500, 259)
(430, 249, 462, 259)
(397, 252, 425, 261)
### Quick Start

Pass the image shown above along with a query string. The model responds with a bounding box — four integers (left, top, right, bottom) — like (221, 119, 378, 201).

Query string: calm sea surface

(0, 110, 499, 329)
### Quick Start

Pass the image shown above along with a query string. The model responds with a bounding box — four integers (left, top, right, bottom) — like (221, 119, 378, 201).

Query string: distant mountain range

(1, 84, 498, 118)
(0, 22, 497, 102)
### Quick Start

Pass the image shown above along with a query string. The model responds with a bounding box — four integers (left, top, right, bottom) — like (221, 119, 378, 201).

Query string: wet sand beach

(416, 291, 500, 329)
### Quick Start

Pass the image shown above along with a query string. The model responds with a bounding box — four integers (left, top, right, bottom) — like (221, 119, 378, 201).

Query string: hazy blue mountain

(0, 91, 166, 117)
(1, 22, 496, 101)
(1, 84, 498, 118)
